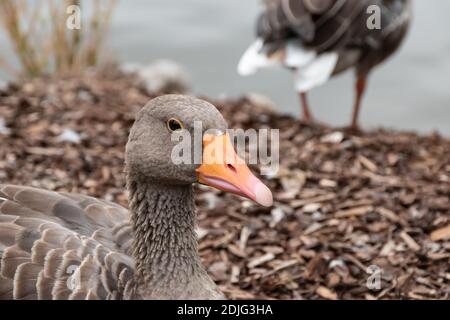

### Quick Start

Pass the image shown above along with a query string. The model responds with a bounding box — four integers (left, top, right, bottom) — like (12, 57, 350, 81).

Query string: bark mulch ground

(1, 70, 450, 300)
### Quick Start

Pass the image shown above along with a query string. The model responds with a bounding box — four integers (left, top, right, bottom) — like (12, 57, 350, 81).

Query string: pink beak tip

(254, 182, 273, 207)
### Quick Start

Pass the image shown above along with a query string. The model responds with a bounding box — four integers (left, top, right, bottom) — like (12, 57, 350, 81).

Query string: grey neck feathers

(127, 177, 223, 299)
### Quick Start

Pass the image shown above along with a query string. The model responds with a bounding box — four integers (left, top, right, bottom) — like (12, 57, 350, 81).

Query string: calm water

(2, 1, 450, 134)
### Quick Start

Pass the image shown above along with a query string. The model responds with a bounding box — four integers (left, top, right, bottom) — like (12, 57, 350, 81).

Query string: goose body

(0, 185, 135, 300)
(238, 0, 412, 128)
(0, 95, 273, 300)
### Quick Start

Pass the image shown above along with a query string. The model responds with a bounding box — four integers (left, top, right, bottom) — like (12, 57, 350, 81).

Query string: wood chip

(319, 179, 337, 188)
(377, 207, 400, 223)
(302, 203, 321, 213)
(262, 259, 300, 278)
(247, 253, 275, 269)
(321, 131, 344, 144)
(269, 207, 285, 227)
(400, 231, 421, 252)
(230, 265, 240, 283)
(316, 286, 338, 300)
(196, 227, 209, 240)
(335, 206, 373, 218)
(430, 224, 450, 241)
(358, 155, 378, 172)
(427, 252, 450, 261)
(239, 226, 251, 251)
(291, 194, 336, 208)
(227, 244, 246, 258)
(25, 147, 64, 156)
(303, 222, 324, 235)
(212, 232, 235, 248)
(343, 254, 367, 271)
(362, 171, 400, 185)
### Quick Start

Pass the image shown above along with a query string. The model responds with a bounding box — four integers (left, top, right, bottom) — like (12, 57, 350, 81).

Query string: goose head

(125, 94, 273, 207)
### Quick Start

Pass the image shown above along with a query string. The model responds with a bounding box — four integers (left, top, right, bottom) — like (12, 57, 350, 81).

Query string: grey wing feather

(257, 0, 358, 51)
(257, 0, 411, 53)
(0, 185, 135, 300)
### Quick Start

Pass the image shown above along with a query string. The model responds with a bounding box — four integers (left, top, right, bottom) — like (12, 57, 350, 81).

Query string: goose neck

(127, 180, 222, 299)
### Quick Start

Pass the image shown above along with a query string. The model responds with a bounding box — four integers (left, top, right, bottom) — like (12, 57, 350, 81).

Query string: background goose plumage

(0, 95, 273, 300)
(238, 0, 412, 128)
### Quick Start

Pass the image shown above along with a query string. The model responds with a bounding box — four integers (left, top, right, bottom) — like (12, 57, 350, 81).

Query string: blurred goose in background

(238, 0, 412, 128)
(0, 95, 272, 300)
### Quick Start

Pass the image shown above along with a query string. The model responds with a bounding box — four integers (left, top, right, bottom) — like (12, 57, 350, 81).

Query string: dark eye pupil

(168, 119, 182, 131)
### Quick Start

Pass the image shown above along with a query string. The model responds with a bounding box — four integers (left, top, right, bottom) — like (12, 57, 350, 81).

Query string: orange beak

(196, 132, 273, 207)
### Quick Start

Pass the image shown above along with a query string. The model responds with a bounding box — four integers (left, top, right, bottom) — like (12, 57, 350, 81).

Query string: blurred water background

(1, 0, 449, 134)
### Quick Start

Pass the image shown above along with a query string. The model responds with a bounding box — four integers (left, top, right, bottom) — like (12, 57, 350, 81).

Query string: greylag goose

(0, 95, 273, 300)
(238, 0, 412, 128)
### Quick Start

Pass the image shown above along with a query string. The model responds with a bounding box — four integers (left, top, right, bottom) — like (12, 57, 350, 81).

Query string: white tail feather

(238, 39, 338, 92)
(293, 52, 338, 92)
(238, 39, 280, 76)
(284, 42, 316, 68)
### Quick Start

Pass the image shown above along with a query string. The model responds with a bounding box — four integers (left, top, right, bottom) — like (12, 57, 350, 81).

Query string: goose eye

(167, 118, 183, 132)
